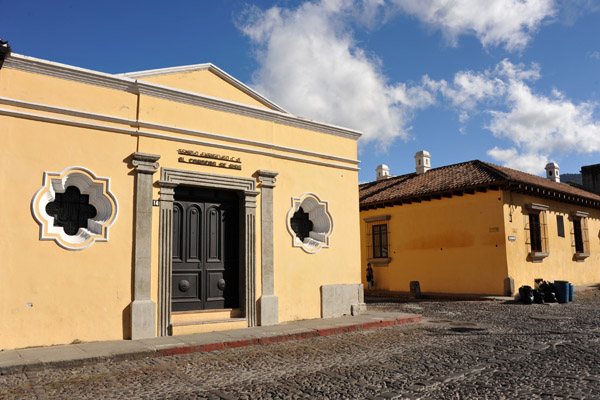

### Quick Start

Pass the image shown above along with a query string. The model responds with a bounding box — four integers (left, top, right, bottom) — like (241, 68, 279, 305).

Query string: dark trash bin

(554, 280, 569, 304)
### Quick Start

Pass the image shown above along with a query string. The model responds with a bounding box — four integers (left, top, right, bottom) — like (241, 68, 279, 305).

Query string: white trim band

(0, 97, 359, 165)
(3, 53, 362, 141)
(0, 107, 360, 172)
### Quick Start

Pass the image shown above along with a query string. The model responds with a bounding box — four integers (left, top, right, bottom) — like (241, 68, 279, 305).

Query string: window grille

(364, 216, 390, 260)
(372, 224, 388, 258)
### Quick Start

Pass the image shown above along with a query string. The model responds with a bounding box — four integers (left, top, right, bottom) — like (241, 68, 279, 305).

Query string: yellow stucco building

(360, 152, 600, 296)
(0, 49, 364, 350)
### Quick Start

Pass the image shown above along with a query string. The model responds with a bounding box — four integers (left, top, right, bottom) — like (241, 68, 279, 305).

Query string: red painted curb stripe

(155, 315, 422, 358)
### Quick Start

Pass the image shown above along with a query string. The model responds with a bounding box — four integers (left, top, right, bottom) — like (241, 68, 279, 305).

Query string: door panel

(172, 204, 183, 263)
(207, 270, 225, 302)
(172, 273, 200, 299)
(186, 205, 202, 263)
(206, 205, 222, 262)
(172, 187, 239, 312)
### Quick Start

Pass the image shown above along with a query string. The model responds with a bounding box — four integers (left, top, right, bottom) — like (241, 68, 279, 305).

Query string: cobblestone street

(2, 289, 600, 399)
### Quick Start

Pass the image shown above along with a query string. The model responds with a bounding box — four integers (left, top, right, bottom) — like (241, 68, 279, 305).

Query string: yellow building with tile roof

(360, 156, 600, 296)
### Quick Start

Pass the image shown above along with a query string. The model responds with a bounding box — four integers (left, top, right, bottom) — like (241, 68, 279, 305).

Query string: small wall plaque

(177, 149, 242, 170)
(153, 200, 159, 207)
(508, 236, 516, 242)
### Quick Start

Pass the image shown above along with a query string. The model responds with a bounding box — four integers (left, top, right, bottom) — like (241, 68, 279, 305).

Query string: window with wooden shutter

(571, 211, 590, 260)
(525, 203, 549, 262)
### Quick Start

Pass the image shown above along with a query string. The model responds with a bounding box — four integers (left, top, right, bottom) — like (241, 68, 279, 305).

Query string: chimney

(545, 162, 560, 183)
(414, 150, 431, 175)
(376, 164, 390, 181)
(582, 163, 600, 194)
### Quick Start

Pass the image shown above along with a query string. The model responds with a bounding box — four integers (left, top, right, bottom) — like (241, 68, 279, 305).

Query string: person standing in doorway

(366, 263, 374, 289)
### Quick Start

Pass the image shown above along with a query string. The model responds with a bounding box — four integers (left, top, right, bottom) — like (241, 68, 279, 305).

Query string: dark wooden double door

(172, 187, 239, 312)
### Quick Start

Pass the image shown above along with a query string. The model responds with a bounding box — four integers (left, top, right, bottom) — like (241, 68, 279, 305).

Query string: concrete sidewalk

(0, 311, 421, 375)
(365, 283, 600, 302)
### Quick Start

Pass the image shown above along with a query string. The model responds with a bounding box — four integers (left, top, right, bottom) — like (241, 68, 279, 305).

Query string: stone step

(171, 308, 242, 323)
(171, 317, 247, 336)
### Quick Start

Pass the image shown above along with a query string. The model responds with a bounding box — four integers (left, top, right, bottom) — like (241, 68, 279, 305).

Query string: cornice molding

(4, 54, 137, 93)
(526, 203, 549, 211)
(0, 97, 359, 166)
(363, 215, 391, 223)
(4, 53, 361, 141)
(118, 63, 213, 78)
(0, 106, 360, 171)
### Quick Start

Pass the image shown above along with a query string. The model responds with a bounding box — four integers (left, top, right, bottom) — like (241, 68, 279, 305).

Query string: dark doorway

(171, 186, 239, 311)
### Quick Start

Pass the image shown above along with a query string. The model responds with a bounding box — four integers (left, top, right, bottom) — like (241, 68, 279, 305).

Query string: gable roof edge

(3, 53, 362, 141)
(118, 63, 288, 113)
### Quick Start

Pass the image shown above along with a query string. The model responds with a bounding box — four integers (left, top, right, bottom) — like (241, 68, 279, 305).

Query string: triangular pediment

(120, 64, 286, 112)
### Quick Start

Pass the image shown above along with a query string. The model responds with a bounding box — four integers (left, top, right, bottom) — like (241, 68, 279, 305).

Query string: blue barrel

(554, 281, 569, 304)
(569, 283, 574, 302)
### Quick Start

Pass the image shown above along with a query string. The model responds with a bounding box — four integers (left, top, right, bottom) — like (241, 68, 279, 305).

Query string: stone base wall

(321, 284, 366, 318)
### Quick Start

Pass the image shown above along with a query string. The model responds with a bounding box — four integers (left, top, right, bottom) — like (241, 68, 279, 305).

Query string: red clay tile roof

(359, 160, 600, 209)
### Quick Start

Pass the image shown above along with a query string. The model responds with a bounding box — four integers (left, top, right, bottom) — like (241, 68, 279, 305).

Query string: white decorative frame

(31, 166, 118, 250)
(286, 192, 333, 254)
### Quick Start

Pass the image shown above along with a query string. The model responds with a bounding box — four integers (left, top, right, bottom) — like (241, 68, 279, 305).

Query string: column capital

(158, 181, 177, 202)
(244, 190, 260, 209)
(257, 170, 278, 188)
(132, 152, 160, 174)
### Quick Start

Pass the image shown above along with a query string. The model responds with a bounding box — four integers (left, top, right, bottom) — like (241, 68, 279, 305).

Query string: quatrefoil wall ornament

(32, 166, 118, 250)
(286, 193, 333, 254)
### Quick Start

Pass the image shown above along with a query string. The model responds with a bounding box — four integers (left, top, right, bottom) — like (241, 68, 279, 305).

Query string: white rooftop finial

(415, 150, 431, 175)
(376, 164, 390, 181)
(545, 162, 560, 183)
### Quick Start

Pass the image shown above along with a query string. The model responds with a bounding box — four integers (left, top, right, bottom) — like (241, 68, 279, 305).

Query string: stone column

(244, 190, 259, 327)
(157, 181, 177, 336)
(131, 152, 160, 339)
(257, 170, 279, 326)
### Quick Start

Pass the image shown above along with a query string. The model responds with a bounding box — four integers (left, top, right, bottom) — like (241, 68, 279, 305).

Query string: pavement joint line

(0, 313, 422, 376)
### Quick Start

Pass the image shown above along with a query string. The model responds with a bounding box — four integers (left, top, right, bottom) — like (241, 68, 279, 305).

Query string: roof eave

(507, 181, 600, 209)
(359, 181, 507, 210)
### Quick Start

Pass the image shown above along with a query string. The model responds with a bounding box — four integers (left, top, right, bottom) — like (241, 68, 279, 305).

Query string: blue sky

(2, 0, 599, 182)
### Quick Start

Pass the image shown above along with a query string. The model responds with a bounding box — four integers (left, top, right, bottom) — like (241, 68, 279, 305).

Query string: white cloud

(434, 59, 600, 174)
(486, 147, 548, 174)
(238, 0, 434, 148)
(434, 71, 505, 112)
(425, 59, 539, 122)
(587, 51, 600, 60)
(556, 0, 600, 26)
(391, 0, 556, 51)
(236, 0, 555, 148)
(488, 82, 600, 156)
(237, 1, 599, 173)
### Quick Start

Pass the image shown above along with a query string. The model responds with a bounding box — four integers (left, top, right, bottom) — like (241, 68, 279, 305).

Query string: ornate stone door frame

(157, 168, 259, 336)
